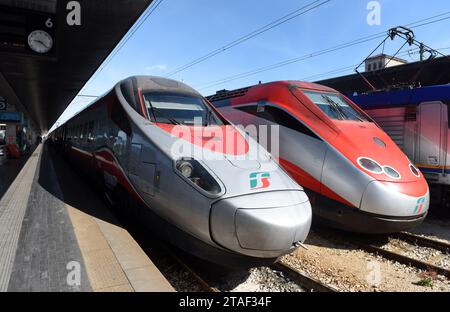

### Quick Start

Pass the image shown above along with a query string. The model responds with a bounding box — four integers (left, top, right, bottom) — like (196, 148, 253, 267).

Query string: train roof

(349, 84, 450, 109)
(50, 76, 203, 135)
(207, 80, 337, 102)
(122, 76, 201, 96)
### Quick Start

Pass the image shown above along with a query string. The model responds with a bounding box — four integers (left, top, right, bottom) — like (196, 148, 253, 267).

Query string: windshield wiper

(324, 95, 365, 122)
(204, 110, 212, 126)
(150, 106, 181, 125)
(321, 95, 346, 120)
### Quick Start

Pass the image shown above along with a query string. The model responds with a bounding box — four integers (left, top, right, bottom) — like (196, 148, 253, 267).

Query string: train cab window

(237, 104, 321, 140)
(142, 93, 226, 126)
(303, 90, 368, 122)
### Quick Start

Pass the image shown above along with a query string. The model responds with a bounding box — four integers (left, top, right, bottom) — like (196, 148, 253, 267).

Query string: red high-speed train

(208, 81, 430, 233)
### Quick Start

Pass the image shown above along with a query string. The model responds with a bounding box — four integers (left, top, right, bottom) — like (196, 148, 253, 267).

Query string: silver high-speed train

(50, 76, 312, 265)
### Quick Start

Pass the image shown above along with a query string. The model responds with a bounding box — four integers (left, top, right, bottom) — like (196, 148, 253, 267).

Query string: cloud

(145, 64, 168, 72)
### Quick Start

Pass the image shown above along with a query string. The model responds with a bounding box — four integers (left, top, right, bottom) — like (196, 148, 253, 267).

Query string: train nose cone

(361, 181, 430, 217)
(358, 180, 429, 233)
(210, 191, 312, 258)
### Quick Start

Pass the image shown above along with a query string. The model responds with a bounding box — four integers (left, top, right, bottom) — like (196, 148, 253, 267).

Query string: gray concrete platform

(0, 144, 174, 292)
(0, 152, 32, 200)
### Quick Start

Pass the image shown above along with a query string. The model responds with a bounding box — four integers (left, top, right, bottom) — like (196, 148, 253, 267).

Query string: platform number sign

(0, 96, 6, 111)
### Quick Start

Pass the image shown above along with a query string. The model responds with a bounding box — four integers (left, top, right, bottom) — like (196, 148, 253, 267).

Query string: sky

(51, 0, 450, 131)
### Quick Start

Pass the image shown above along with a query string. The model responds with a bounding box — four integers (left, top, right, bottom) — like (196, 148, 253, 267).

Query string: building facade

(365, 54, 408, 72)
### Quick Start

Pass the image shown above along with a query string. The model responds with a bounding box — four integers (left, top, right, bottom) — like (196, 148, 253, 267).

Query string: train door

(418, 102, 448, 176)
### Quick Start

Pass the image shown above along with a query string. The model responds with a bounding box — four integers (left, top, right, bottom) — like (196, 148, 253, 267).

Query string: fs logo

(250, 172, 271, 190)
(414, 197, 426, 214)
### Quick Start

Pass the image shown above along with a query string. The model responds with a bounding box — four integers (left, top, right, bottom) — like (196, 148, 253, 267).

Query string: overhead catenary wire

(300, 46, 450, 82)
(196, 33, 387, 90)
(165, 0, 332, 78)
(196, 12, 450, 91)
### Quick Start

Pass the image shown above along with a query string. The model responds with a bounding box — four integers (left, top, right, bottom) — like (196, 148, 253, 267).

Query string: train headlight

(357, 157, 383, 174)
(383, 166, 401, 179)
(175, 158, 222, 195)
(409, 164, 421, 178)
(177, 161, 194, 178)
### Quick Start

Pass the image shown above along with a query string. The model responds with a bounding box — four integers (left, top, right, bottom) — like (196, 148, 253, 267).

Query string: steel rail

(271, 262, 338, 292)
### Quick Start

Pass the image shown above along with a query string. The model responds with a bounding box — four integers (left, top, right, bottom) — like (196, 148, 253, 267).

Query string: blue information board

(0, 112, 22, 122)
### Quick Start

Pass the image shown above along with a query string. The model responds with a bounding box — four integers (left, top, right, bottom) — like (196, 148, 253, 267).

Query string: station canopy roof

(0, 0, 153, 132)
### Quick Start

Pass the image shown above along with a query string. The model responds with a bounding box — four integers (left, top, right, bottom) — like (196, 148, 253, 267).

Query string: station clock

(0, 6, 56, 56)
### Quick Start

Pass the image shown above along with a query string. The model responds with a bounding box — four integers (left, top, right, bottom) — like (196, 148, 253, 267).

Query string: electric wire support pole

(354, 26, 447, 93)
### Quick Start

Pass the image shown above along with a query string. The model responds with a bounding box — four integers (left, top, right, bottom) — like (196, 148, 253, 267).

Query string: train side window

(237, 104, 321, 140)
(111, 99, 132, 135)
(88, 121, 94, 142)
(83, 123, 88, 140)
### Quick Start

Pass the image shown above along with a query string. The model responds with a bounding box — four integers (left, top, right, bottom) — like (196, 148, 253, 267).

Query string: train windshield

(143, 93, 225, 126)
(303, 90, 368, 122)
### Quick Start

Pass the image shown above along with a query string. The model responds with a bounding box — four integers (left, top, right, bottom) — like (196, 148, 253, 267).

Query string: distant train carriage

(349, 84, 450, 210)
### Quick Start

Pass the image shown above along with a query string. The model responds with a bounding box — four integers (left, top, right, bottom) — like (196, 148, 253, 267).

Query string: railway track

(168, 227, 450, 292)
(127, 219, 320, 292)
(393, 232, 450, 254)
(271, 262, 338, 292)
(156, 245, 335, 292)
(357, 242, 450, 279)
(120, 217, 220, 292)
(140, 236, 221, 292)
(315, 228, 450, 279)
(322, 232, 450, 279)
(166, 250, 221, 292)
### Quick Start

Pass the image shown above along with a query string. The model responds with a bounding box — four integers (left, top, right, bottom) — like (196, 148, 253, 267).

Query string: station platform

(0, 144, 174, 292)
